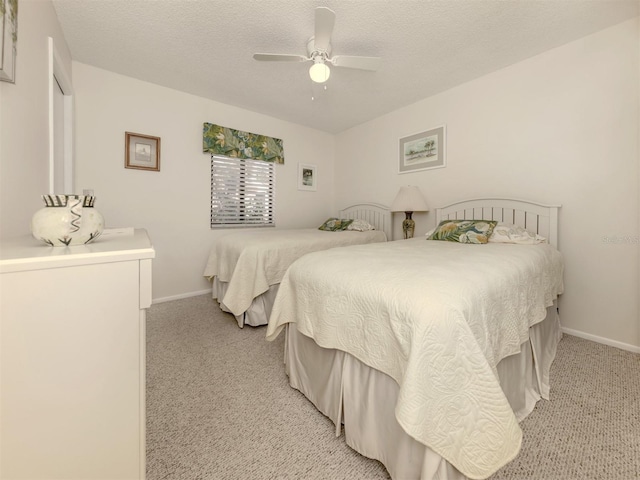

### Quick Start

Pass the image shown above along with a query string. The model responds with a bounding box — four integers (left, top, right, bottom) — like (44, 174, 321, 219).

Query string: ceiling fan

(253, 7, 381, 84)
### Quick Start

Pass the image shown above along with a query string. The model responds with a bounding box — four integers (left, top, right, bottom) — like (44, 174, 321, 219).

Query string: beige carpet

(146, 294, 640, 480)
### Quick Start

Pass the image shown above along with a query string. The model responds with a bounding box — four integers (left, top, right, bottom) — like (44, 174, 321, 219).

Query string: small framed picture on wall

(125, 132, 161, 172)
(0, 0, 18, 84)
(398, 125, 446, 174)
(298, 163, 317, 191)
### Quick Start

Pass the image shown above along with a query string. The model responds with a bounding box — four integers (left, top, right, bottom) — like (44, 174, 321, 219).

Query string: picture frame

(298, 163, 317, 191)
(125, 132, 161, 172)
(0, 0, 18, 84)
(398, 125, 446, 174)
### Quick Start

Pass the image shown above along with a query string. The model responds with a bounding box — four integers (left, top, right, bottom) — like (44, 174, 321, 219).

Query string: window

(210, 155, 275, 228)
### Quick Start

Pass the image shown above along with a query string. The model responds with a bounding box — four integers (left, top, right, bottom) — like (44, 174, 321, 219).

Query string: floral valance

(203, 123, 284, 164)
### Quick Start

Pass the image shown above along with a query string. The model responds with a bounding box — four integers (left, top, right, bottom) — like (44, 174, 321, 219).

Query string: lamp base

(402, 212, 415, 239)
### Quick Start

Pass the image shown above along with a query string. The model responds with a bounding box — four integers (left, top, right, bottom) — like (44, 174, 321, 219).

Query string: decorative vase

(31, 194, 105, 247)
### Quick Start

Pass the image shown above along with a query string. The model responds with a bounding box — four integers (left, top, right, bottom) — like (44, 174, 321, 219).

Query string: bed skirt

(212, 277, 279, 328)
(283, 301, 562, 480)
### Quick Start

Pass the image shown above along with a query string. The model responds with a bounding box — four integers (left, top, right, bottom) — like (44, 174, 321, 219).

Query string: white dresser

(0, 229, 154, 479)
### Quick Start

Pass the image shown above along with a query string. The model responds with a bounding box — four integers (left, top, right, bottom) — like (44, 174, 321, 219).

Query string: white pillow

(489, 222, 547, 244)
(347, 219, 375, 231)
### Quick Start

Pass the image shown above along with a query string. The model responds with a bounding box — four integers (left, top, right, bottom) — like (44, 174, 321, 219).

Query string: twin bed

(265, 198, 564, 480)
(205, 197, 564, 480)
(203, 203, 391, 327)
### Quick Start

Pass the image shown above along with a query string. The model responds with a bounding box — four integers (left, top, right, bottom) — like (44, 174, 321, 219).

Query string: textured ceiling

(51, 0, 638, 134)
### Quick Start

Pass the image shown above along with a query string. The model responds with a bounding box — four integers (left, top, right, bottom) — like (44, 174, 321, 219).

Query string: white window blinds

(210, 155, 275, 227)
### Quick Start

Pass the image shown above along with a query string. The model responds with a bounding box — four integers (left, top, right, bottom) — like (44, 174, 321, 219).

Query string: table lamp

(390, 185, 429, 239)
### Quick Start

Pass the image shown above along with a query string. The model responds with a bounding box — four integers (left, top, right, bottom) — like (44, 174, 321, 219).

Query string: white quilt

(203, 228, 387, 316)
(266, 238, 564, 479)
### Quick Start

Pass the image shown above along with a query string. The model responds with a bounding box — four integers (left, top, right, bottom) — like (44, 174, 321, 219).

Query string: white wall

(0, 0, 72, 238)
(72, 63, 335, 302)
(335, 18, 640, 351)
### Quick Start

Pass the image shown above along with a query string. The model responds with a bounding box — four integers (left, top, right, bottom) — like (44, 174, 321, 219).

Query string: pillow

(347, 219, 375, 232)
(427, 219, 497, 244)
(318, 218, 354, 231)
(489, 222, 547, 244)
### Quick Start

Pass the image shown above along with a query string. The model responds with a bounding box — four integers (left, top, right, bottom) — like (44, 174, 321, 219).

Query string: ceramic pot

(31, 194, 104, 246)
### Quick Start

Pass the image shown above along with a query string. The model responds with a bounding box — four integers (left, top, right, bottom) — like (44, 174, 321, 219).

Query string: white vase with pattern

(31, 195, 105, 246)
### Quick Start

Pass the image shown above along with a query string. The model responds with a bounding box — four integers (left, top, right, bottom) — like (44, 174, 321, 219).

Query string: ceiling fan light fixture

(309, 61, 330, 83)
(254, 7, 380, 85)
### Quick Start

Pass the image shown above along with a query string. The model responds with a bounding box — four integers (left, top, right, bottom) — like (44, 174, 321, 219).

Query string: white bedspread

(203, 228, 386, 316)
(266, 238, 564, 479)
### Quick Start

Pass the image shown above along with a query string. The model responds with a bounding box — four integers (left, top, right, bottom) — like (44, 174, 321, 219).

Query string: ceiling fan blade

(329, 55, 382, 71)
(314, 7, 335, 52)
(253, 53, 309, 62)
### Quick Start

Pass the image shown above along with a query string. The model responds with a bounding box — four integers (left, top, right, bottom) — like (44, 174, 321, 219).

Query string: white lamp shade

(309, 62, 330, 83)
(390, 185, 429, 212)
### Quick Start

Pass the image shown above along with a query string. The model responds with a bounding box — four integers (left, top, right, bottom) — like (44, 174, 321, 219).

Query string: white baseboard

(152, 289, 212, 305)
(561, 327, 640, 354)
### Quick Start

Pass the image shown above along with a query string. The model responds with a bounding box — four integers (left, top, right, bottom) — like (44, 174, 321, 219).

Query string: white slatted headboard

(435, 198, 560, 248)
(339, 203, 392, 240)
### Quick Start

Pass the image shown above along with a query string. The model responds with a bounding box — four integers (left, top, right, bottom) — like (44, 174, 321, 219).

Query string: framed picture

(298, 163, 317, 191)
(125, 132, 161, 172)
(398, 125, 446, 174)
(0, 0, 18, 83)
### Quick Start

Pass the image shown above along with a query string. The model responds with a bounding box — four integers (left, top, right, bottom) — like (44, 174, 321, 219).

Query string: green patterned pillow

(428, 220, 498, 244)
(318, 218, 354, 231)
